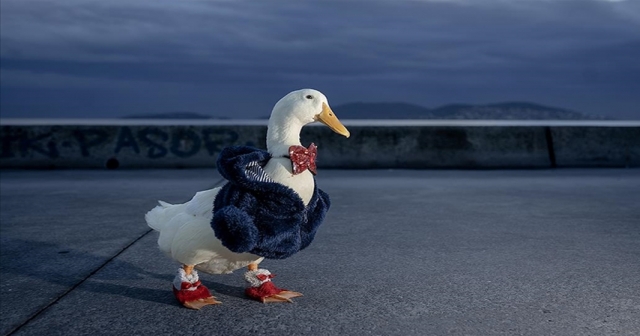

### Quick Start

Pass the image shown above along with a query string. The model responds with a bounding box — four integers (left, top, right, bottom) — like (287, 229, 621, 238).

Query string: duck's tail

(145, 200, 174, 232)
(145, 187, 221, 233)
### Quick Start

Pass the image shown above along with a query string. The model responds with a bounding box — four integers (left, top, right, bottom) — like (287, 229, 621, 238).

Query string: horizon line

(2, 119, 639, 127)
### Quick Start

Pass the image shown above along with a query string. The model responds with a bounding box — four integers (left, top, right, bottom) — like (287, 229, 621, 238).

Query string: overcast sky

(1, 0, 639, 119)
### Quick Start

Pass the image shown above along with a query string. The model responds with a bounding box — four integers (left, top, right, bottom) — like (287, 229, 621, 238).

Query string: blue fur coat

(211, 146, 330, 259)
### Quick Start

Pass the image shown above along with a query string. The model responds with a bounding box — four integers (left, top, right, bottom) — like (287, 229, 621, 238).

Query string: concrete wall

(1, 120, 638, 169)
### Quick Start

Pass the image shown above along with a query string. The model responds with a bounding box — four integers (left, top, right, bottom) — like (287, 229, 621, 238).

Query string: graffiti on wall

(0, 126, 256, 160)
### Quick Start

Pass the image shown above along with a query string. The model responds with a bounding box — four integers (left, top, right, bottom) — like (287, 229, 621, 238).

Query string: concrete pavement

(1, 169, 639, 335)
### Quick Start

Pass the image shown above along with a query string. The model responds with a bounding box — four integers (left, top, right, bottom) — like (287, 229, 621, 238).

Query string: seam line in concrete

(7, 178, 225, 336)
(5, 229, 153, 336)
(545, 127, 557, 168)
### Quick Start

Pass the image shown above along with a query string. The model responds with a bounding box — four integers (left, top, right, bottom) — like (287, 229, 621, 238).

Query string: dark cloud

(1, 0, 639, 119)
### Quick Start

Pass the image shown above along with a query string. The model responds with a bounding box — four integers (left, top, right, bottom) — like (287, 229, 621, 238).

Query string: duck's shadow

(78, 278, 247, 307)
(80, 281, 177, 306)
(2, 238, 248, 308)
(204, 282, 246, 300)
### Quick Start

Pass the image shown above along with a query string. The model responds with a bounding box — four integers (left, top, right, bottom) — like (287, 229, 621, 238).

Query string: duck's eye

(305, 95, 313, 99)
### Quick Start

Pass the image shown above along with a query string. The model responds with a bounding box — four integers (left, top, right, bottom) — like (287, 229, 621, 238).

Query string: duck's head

(269, 89, 350, 138)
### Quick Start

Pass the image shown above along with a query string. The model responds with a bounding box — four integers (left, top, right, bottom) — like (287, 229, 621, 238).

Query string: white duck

(145, 89, 350, 309)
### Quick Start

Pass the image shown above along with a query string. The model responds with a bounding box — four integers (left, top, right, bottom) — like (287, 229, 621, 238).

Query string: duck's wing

(145, 187, 220, 232)
(184, 187, 221, 218)
(145, 187, 222, 262)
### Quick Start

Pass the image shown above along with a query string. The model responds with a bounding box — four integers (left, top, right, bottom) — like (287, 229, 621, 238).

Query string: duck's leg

(244, 263, 303, 303)
(173, 264, 221, 309)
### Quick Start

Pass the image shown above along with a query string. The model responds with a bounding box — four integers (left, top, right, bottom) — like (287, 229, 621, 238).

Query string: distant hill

(122, 112, 226, 119)
(123, 102, 605, 120)
(333, 102, 605, 120)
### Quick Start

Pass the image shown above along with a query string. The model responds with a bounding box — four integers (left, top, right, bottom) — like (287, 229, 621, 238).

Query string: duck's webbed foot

(173, 265, 221, 310)
(260, 290, 304, 303)
(244, 264, 303, 303)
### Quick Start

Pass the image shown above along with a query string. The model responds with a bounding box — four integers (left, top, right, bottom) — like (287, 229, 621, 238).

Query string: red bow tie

(288, 143, 317, 175)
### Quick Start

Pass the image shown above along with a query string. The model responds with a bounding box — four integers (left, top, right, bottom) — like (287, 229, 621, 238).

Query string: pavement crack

(5, 176, 226, 336)
(5, 229, 153, 336)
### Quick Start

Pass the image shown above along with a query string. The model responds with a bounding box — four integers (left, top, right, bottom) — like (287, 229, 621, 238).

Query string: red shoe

(244, 269, 303, 303)
(172, 268, 221, 309)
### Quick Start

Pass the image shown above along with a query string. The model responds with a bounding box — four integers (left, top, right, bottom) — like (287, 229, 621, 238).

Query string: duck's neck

(266, 115, 304, 157)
